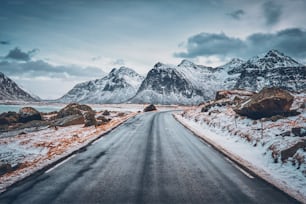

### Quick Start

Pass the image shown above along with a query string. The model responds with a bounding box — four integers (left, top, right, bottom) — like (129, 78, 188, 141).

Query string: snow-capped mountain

(130, 60, 216, 105)
(215, 58, 245, 90)
(232, 50, 306, 92)
(130, 49, 305, 105)
(58, 67, 144, 104)
(0, 72, 37, 101)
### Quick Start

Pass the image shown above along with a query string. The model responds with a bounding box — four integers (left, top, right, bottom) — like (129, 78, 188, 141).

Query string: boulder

(280, 140, 306, 162)
(84, 111, 97, 127)
(102, 110, 110, 116)
(234, 87, 294, 119)
(292, 127, 306, 137)
(19, 107, 42, 123)
(144, 104, 157, 112)
(57, 103, 97, 127)
(0, 111, 19, 125)
(0, 163, 12, 176)
(97, 115, 111, 124)
(54, 115, 84, 127)
(57, 103, 93, 118)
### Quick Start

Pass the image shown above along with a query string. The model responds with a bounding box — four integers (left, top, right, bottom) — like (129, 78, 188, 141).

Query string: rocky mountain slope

(57, 67, 144, 104)
(131, 50, 305, 105)
(231, 50, 306, 92)
(0, 72, 37, 102)
(130, 60, 217, 105)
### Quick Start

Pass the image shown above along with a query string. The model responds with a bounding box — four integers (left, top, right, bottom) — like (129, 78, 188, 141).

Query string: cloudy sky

(0, 0, 306, 99)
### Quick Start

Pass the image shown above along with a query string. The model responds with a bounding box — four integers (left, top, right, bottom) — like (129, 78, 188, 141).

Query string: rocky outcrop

(281, 140, 306, 162)
(292, 127, 306, 137)
(84, 112, 97, 127)
(215, 90, 255, 101)
(56, 103, 96, 127)
(0, 111, 19, 125)
(234, 87, 294, 119)
(144, 104, 157, 112)
(18, 107, 42, 123)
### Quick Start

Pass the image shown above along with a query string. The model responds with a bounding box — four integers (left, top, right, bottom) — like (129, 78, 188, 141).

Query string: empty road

(0, 111, 299, 204)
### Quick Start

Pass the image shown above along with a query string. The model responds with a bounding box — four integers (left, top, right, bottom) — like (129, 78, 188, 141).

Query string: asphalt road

(0, 111, 299, 204)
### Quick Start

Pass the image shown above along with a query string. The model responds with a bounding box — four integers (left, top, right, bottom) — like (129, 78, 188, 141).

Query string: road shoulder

(173, 113, 306, 204)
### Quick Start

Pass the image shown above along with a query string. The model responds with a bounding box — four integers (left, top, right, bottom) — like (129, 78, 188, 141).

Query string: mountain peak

(264, 49, 286, 58)
(0, 72, 37, 101)
(178, 59, 195, 67)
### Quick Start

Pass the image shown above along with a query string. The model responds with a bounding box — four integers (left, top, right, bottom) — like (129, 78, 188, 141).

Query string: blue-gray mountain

(1, 50, 305, 104)
(131, 50, 305, 105)
(57, 67, 144, 104)
(0, 72, 37, 102)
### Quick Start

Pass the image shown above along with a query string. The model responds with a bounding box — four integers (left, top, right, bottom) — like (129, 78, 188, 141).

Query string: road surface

(0, 111, 299, 204)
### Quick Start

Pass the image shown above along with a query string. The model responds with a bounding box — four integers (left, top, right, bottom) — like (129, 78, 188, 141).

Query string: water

(0, 104, 64, 114)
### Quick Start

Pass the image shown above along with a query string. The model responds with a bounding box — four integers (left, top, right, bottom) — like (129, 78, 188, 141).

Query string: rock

(56, 103, 97, 127)
(0, 111, 19, 125)
(215, 90, 255, 100)
(0, 162, 12, 176)
(292, 127, 306, 137)
(97, 115, 111, 123)
(102, 110, 110, 116)
(57, 103, 93, 118)
(84, 111, 97, 127)
(234, 87, 294, 119)
(19, 107, 42, 123)
(54, 115, 84, 127)
(278, 131, 291, 137)
(281, 140, 306, 162)
(143, 104, 157, 112)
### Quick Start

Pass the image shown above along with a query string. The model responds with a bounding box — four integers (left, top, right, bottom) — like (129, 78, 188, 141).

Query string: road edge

(173, 113, 306, 204)
(0, 113, 139, 194)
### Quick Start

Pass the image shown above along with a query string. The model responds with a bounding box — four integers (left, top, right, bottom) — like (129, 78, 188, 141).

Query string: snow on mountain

(233, 50, 306, 92)
(0, 72, 37, 102)
(130, 60, 216, 105)
(57, 67, 144, 104)
(131, 50, 305, 105)
(215, 58, 245, 90)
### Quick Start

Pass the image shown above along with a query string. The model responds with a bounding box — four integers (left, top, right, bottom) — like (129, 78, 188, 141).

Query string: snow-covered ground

(0, 112, 136, 192)
(174, 94, 306, 203)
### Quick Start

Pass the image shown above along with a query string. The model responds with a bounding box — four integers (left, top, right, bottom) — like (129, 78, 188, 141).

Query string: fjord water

(0, 104, 64, 114)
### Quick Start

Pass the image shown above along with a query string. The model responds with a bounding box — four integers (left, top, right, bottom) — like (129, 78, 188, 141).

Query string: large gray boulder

(56, 103, 96, 127)
(234, 87, 294, 119)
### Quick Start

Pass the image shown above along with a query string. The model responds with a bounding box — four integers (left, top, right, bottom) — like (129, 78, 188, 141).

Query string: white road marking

(45, 155, 76, 174)
(225, 157, 254, 179)
(92, 137, 104, 145)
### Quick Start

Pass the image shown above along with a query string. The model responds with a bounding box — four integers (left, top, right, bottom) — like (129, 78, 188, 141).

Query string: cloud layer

(0, 60, 105, 79)
(5, 47, 38, 61)
(175, 28, 306, 60)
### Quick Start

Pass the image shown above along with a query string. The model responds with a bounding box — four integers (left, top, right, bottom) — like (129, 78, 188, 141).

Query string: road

(0, 111, 299, 204)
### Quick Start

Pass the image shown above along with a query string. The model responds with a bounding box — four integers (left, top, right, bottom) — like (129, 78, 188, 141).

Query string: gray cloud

(262, 1, 282, 26)
(0, 60, 105, 79)
(4, 47, 38, 61)
(227, 9, 245, 20)
(175, 28, 306, 60)
(174, 32, 245, 58)
(0, 40, 10, 45)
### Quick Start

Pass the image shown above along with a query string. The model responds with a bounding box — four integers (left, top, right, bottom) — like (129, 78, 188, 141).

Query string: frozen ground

(174, 93, 306, 202)
(0, 112, 136, 192)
